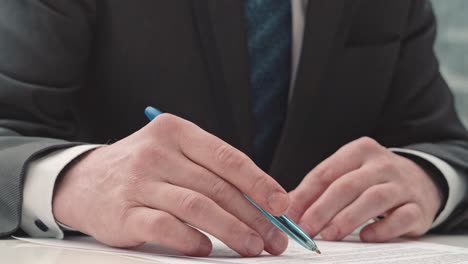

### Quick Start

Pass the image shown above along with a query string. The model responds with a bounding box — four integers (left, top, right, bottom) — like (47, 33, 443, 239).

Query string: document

(15, 234, 468, 264)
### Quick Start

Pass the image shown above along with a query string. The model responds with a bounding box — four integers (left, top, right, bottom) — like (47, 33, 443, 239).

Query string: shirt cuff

(390, 148, 467, 229)
(21, 144, 102, 238)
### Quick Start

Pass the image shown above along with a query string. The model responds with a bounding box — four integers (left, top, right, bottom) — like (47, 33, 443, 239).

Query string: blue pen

(144, 106, 321, 254)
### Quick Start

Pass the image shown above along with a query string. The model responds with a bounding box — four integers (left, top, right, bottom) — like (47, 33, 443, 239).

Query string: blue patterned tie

(245, 0, 292, 169)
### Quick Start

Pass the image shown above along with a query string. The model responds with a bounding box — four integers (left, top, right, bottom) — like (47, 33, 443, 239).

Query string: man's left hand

(288, 137, 443, 242)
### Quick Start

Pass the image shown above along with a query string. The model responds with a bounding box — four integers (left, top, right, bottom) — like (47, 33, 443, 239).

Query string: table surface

(1, 235, 467, 264)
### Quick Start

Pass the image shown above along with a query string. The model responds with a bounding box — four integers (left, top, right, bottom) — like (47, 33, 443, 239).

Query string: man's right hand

(52, 114, 289, 257)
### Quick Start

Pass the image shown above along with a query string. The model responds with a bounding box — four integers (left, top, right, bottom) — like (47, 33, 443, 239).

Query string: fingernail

(321, 225, 337, 241)
(244, 233, 264, 256)
(268, 192, 289, 214)
(361, 228, 376, 242)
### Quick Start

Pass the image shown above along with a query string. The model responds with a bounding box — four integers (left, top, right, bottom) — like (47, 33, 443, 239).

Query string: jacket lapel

(270, 0, 360, 190)
(191, 0, 254, 155)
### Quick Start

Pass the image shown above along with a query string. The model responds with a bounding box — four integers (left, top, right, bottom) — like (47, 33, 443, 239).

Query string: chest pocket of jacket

(321, 40, 401, 134)
(337, 40, 401, 93)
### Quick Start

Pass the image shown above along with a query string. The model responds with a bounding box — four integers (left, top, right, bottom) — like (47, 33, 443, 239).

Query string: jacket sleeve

(0, 0, 95, 236)
(374, 0, 468, 233)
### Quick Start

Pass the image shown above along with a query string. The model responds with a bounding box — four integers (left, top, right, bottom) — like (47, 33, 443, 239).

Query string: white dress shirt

(21, 0, 467, 238)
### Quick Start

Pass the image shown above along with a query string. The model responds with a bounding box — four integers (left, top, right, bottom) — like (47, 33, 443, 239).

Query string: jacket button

(35, 220, 49, 232)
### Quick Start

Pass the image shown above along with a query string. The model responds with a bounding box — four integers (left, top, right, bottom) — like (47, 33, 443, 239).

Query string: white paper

(14, 234, 468, 264)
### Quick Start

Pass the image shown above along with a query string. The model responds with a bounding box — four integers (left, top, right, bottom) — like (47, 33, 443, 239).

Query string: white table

(419, 234, 468, 248)
(1, 235, 467, 264)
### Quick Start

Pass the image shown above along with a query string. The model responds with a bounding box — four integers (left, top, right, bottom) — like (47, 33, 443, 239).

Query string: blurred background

(432, 1, 468, 126)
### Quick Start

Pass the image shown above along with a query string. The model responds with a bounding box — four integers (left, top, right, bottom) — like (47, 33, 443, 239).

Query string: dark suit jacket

(1, 0, 468, 236)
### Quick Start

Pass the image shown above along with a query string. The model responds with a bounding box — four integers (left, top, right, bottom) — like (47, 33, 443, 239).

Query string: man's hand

(288, 137, 443, 242)
(52, 114, 289, 257)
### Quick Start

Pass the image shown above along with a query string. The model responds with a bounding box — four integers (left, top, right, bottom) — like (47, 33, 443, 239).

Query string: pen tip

(315, 249, 322, 255)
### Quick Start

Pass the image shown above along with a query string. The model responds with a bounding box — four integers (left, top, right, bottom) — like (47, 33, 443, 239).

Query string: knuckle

(313, 165, 333, 186)
(375, 156, 396, 173)
(404, 206, 421, 224)
(154, 113, 179, 132)
(251, 213, 272, 230)
(152, 113, 184, 139)
(336, 178, 358, 194)
(367, 187, 389, 203)
(214, 144, 248, 171)
(337, 212, 356, 229)
(232, 225, 256, 244)
(328, 224, 345, 239)
(148, 214, 172, 233)
(309, 209, 326, 228)
(141, 214, 175, 243)
(180, 193, 206, 214)
(209, 179, 233, 204)
(250, 174, 269, 194)
(402, 207, 428, 236)
(356, 137, 380, 152)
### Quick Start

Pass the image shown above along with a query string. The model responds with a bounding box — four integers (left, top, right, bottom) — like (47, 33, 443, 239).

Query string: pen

(144, 106, 321, 254)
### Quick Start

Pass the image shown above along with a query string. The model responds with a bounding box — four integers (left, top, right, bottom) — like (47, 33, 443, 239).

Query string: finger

(125, 207, 212, 256)
(298, 167, 386, 236)
(138, 182, 264, 257)
(289, 139, 372, 222)
(177, 120, 288, 215)
(164, 159, 288, 255)
(320, 183, 404, 241)
(360, 203, 424, 242)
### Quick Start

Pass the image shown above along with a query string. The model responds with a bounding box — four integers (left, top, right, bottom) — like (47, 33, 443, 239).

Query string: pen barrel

(243, 195, 318, 251)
